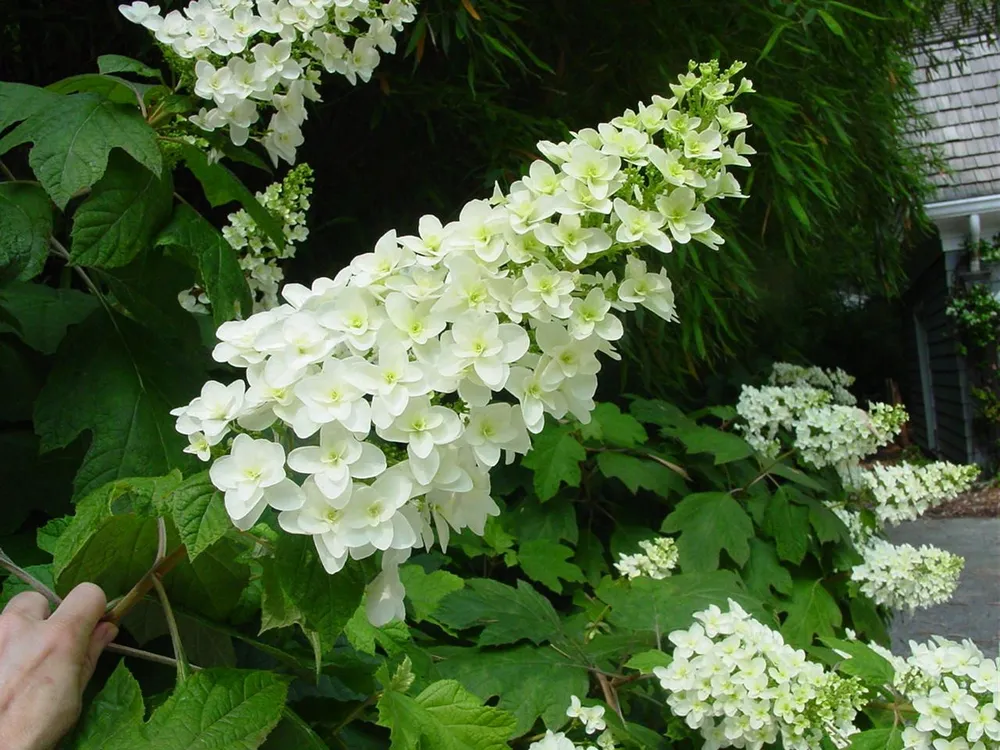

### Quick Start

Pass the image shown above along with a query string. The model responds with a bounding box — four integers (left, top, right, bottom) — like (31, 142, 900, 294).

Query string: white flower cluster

(737, 363, 905, 470)
(870, 636, 1000, 750)
(769, 362, 856, 406)
(170, 61, 756, 625)
(793, 401, 907, 471)
(527, 697, 614, 750)
(850, 537, 964, 612)
(736, 388, 907, 472)
(735, 385, 833, 457)
(653, 600, 866, 750)
(859, 461, 979, 526)
(181, 163, 314, 314)
(614, 536, 679, 580)
(119, 0, 417, 164)
(529, 730, 616, 750)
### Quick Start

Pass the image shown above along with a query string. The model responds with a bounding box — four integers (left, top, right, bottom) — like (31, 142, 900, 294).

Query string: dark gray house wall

(903, 254, 973, 463)
(902, 16, 999, 466)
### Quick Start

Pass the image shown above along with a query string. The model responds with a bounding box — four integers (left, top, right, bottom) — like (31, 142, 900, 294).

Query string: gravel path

(887, 518, 1000, 655)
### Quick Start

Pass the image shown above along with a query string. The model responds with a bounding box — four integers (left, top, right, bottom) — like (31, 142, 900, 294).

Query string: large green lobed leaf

(33, 309, 203, 499)
(69, 151, 174, 268)
(0, 91, 162, 209)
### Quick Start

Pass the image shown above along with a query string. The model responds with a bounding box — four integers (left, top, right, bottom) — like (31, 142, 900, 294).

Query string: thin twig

(0, 550, 62, 609)
(151, 575, 190, 683)
(106, 643, 202, 671)
(594, 671, 623, 722)
(156, 518, 168, 562)
(48, 236, 107, 299)
(0, 159, 15, 182)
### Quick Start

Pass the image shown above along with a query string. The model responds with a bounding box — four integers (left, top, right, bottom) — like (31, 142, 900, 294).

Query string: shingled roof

(912, 27, 1000, 203)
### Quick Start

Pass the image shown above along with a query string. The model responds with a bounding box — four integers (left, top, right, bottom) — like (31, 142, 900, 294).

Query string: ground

(925, 483, 1000, 519)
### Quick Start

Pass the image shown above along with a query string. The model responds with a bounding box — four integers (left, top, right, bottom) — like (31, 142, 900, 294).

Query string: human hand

(0, 584, 118, 750)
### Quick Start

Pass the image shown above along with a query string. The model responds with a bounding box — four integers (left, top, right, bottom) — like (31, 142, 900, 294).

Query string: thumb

(81, 621, 118, 690)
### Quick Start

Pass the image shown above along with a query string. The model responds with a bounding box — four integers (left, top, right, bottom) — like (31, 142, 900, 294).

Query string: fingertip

(71, 582, 109, 608)
(51, 582, 109, 633)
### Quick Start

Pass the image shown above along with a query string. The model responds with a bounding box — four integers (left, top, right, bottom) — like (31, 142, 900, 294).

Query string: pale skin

(0, 584, 117, 750)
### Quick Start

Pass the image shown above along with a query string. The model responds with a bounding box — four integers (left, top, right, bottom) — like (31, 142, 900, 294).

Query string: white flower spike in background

(119, 0, 418, 165)
(736, 362, 979, 614)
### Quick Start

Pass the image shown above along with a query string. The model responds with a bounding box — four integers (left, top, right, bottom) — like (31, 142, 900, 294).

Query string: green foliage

(33, 310, 202, 499)
(155, 204, 254, 325)
(0, 182, 53, 281)
(0, 88, 162, 208)
(848, 727, 905, 750)
(520, 423, 586, 501)
(68, 662, 144, 750)
(516, 539, 584, 593)
(376, 679, 517, 750)
(435, 579, 560, 646)
(261, 534, 370, 650)
(0, 1, 963, 742)
(69, 151, 173, 268)
(661, 493, 755, 571)
(0, 282, 98, 354)
(162, 471, 231, 561)
(779, 579, 843, 647)
(180, 145, 286, 251)
(83, 667, 289, 750)
(596, 572, 768, 637)
(434, 646, 590, 735)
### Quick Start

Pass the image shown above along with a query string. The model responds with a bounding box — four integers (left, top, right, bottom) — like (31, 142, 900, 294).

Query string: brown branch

(594, 672, 623, 722)
(105, 545, 187, 626)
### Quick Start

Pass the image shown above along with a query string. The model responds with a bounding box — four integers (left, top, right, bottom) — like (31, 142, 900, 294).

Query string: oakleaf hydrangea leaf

(521, 424, 585, 501)
(670, 425, 753, 464)
(595, 571, 769, 637)
(435, 578, 560, 646)
(516, 540, 584, 594)
(69, 662, 144, 750)
(0, 92, 162, 209)
(398, 564, 465, 623)
(765, 487, 810, 564)
(0, 182, 53, 282)
(434, 645, 590, 735)
(181, 145, 286, 250)
(661, 492, 754, 571)
(0, 282, 97, 355)
(597, 452, 686, 497)
(165, 471, 232, 561)
(155, 204, 253, 325)
(261, 534, 368, 650)
(741, 538, 794, 600)
(33, 310, 202, 499)
(779, 579, 842, 647)
(578, 402, 647, 447)
(104, 669, 288, 750)
(377, 679, 517, 750)
(69, 151, 173, 268)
